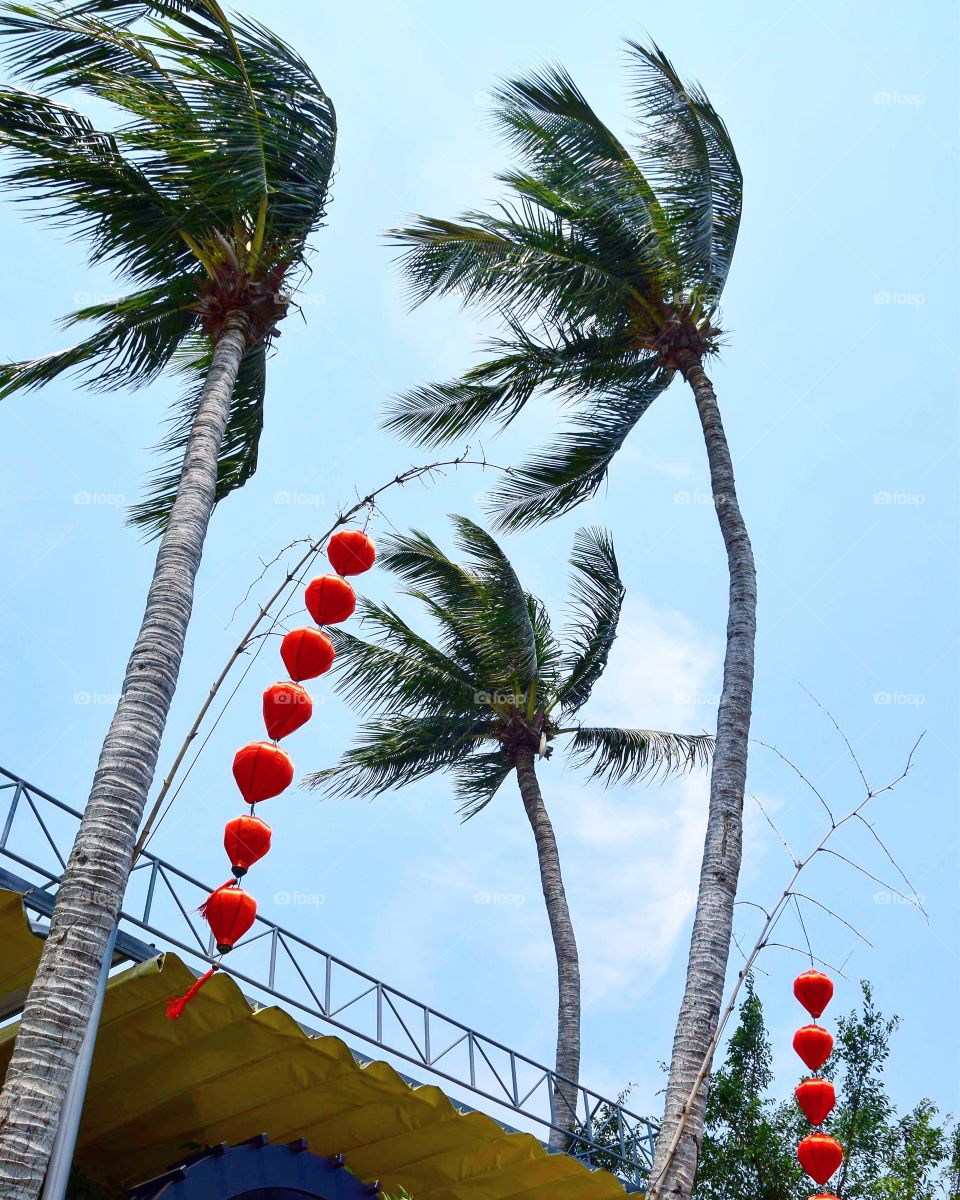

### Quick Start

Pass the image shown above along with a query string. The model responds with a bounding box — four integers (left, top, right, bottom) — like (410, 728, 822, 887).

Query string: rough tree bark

(0, 311, 251, 1199)
(514, 745, 581, 1151)
(649, 355, 757, 1199)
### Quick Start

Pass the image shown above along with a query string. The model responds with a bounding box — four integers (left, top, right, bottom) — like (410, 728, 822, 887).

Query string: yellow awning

(0, 891, 628, 1199)
(0, 888, 46, 1018)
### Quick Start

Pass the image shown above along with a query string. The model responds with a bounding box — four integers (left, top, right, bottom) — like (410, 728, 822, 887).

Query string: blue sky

(1, 0, 957, 1134)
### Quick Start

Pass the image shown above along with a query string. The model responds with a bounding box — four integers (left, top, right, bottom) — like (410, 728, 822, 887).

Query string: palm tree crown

(385, 43, 740, 529)
(0, 0, 336, 532)
(305, 516, 712, 813)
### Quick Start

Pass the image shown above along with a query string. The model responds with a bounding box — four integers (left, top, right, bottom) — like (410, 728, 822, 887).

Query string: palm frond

(334, 600, 482, 715)
(383, 321, 645, 449)
(451, 516, 539, 686)
(491, 64, 676, 286)
(303, 715, 497, 799)
(0, 279, 198, 399)
(625, 41, 741, 302)
(378, 527, 482, 611)
(566, 726, 713, 786)
(484, 364, 673, 530)
(383, 349, 554, 448)
(387, 202, 640, 328)
(0, 85, 188, 283)
(377, 529, 514, 683)
(453, 748, 513, 820)
(527, 593, 563, 699)
(0, 2, 184, 96)
(556, 527, 624, 715)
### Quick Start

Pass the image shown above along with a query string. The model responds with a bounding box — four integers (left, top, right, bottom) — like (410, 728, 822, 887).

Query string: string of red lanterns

(793, 968, 843, 1197)
(165, 529, 376, 1019)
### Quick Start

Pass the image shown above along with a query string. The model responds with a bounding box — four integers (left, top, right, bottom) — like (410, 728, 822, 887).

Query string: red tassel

(165, 965, 218, 1020)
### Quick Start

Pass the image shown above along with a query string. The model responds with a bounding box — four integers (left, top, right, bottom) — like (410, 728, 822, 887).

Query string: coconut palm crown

(385, 42, 740, 529)
(0, 0, 336, 533)
(305, 517, 712, 811)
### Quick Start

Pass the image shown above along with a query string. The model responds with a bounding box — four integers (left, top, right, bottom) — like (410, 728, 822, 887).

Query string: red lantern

(797, 1134, 843, 1186)
(280, 627, 335, 682)
(305, 574, 356, 625)
(232, 741, 293, 805)
(794, 1024, 834, 1072)
(263, 681, 312, 740)
(199, 883, 257, 953)
(327, 529, 376, 576)
(795, 970, 834, 1019)
(224, 814, 272, 877)
(796, 1078, 836, 1126)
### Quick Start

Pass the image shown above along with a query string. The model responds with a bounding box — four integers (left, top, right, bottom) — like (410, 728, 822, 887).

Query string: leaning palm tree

(0, 2, 335, 1191)
(384, 45, 755, 1197)
(304, 516, 712, 1149)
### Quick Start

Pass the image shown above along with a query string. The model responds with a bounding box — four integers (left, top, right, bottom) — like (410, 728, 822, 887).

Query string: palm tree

(0, 2, 335, 1191)
(383, 45, 755, 1197)
(304, 516, 712, 1149)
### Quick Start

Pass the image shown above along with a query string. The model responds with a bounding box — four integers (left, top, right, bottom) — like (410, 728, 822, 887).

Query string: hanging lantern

(327, 529, 376, 576)
(263, 681, 313, 740)
(224, 814, 272, 878)
(793, 1024, 834, 1071)
(280, 627, 335, 682)
(794, 969, 835, 1019)
(796, 1077, 837, 1126)
(232, 741, 294, 805)
(199, 882, 257, 953)
(305, 574, 356, 626)
(797, 1134, 843, 1186)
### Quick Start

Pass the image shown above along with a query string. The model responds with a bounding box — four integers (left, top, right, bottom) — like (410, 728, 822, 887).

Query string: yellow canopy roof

(0, 891, 629, 1199)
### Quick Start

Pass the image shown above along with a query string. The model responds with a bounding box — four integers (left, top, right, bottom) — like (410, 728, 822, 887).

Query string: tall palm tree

(304, 516, 712, 1149)
(383, 45, 756, 1197)
(0, 2, 335, 1191)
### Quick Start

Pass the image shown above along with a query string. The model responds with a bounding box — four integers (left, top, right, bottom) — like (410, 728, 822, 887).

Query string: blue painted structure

(127, 1136, 378, 1199)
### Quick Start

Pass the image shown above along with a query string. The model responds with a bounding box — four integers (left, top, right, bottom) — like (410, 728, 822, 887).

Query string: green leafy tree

(305, 516, 712, 1146)
(693, 981, 957, 1200)
(384, 45, 755, 1195)
(0, 2, 335, 1192)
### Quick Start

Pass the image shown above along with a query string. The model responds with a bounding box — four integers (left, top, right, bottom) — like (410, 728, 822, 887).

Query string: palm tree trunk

(514, 746, 581, 1152)
(0, 311, 250, 1199)
(649, 355, 757, 1200)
